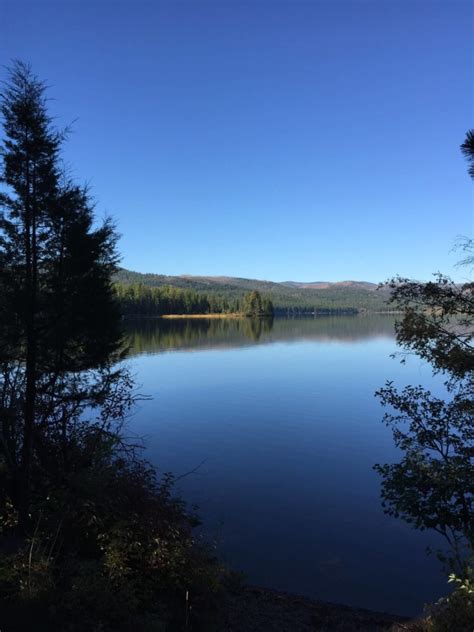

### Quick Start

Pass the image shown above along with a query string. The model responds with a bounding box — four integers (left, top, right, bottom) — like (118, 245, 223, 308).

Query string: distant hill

(115, 269, 392, 314)
(281, 280, 379, 291)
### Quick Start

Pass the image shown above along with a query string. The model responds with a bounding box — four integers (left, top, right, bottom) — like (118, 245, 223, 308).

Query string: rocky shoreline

(215, 585, 409, 631)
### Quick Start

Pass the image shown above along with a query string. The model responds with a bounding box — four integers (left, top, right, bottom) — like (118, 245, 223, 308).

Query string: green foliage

(0, 422, 222, 630)
(241, 290, 273, 317)
(115, 282, 230, 316)
(115, 282, 275, 317)
(114, 268, 391, 315)
(395, 570, 474, 632)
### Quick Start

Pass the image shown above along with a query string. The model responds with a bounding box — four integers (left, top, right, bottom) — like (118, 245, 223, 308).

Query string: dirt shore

(161, 313, 243, 319)
(214, 586, 409, 631)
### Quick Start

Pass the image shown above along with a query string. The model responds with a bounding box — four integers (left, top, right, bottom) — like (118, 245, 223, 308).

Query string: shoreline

(125, 311, 401, 319)
(161, 313, 245, 319)
(216, 584, 409, 631)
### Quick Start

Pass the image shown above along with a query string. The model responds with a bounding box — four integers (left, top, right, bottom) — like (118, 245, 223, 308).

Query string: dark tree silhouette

(0, 61, 123, 524)
(461, 129, 474, 179)
(0, 64, 221, 632)
(375, 133, 474, 578)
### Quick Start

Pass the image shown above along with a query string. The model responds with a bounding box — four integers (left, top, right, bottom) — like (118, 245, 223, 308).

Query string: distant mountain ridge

(280, 280, 378, 290)
(116, 269, 380, 291)
(115, 269, 391, 314)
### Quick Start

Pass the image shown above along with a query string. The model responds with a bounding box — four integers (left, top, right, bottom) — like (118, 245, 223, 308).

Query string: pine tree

(0, 61, 122, 524)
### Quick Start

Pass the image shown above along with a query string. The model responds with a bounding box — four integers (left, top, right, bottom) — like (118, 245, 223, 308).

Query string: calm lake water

(124, 315, 447, 616)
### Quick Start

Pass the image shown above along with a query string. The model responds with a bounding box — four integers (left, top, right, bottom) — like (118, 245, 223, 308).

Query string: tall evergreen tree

(0, 63, 222, 632)
(0, 61, 122, 524)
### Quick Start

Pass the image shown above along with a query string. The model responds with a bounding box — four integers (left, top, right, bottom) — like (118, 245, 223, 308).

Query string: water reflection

(124, 315, 445, 616)
(124, 314, 397, 356)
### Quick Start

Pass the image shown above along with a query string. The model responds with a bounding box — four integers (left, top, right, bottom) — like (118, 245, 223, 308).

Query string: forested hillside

(115, 268, 392, 315)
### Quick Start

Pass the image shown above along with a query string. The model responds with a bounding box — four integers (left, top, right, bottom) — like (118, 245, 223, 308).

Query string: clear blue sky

(2, 0, 472, 282)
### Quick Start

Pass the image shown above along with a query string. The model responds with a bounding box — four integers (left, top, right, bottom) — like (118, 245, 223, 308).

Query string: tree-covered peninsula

(115, 283, 274, 317)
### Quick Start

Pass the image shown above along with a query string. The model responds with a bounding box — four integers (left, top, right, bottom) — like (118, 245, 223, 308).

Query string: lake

(123, 315, 447, 616)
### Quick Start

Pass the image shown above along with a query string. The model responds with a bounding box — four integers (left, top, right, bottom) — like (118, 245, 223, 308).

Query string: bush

(0, 422, 223, 631)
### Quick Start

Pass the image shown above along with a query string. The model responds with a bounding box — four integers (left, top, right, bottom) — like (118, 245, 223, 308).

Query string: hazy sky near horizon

(1, 0, 472, 282)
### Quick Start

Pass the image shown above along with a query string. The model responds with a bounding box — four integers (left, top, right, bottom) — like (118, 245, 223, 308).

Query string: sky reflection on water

(124, 316, 447, 616)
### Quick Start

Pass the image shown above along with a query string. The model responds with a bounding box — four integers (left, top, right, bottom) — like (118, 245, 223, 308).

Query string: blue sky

(1, 0, 472, 282)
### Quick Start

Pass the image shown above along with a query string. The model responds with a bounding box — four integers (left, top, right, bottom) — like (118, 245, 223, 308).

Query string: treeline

(115, 283, 274, 316)
(114, 269, 391, 314)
